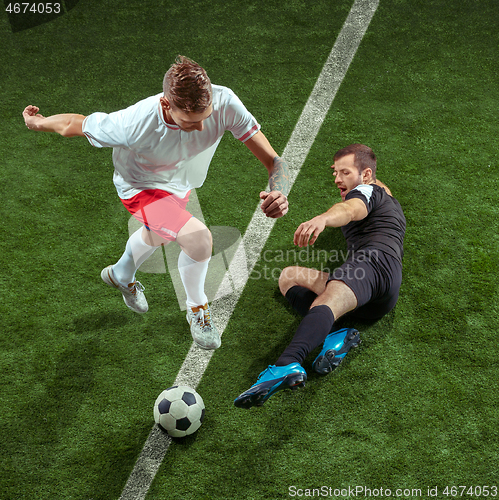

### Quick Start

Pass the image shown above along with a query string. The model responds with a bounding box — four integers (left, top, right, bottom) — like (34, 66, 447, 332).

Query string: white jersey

(82, 85, 260, 199)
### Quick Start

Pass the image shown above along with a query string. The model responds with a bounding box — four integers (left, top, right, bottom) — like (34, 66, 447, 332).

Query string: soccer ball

(153, 386, 205, 438)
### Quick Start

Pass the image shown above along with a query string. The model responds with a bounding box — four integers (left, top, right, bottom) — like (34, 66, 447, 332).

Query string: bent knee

(278, 266, 299, 296)
(191, 228, 212, 260)
(177, 218, 212, 261)
(198, 227, 213, 251)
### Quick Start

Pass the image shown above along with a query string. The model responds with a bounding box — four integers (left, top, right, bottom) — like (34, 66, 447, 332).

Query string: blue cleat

(313, 328, 361, 375)
(234, 363, 307, 409)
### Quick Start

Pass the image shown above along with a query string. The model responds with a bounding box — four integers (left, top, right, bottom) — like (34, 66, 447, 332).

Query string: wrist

(316, 213, 329, 226)
(27, 118, 40, 131)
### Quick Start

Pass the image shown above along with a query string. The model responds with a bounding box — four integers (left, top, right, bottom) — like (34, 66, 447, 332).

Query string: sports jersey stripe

(82, 117, 100, 146)
(83, 133, 99, 147)
(238, 123, 260, 142)
(352, 184, 374, 202)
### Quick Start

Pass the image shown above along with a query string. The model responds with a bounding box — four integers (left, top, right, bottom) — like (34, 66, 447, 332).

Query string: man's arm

(244, 130, 290, 218)
(23, 105, 86, 137)
(293, 198, 368, 247)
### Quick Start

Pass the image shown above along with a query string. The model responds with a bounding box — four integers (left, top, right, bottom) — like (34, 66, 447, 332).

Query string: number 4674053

(6, 3, 62, 14)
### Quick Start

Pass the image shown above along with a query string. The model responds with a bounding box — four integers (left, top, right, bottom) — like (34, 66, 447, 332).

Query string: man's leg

(175, 217, 221, 350)
(101, 227, 160, 314)
(234, 278, 358, 408)
(278, 265, 328, 316)
(112, 227, 162, 285)
(175, 217, 212, 308)
(275, 280, 357, 366)
(102, 205, 209, 319)
(103, 190, 187, 314)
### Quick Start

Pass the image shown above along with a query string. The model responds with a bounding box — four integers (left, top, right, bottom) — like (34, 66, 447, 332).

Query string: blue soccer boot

(234, 363, 307, 409)
(313, 328, 361, 375)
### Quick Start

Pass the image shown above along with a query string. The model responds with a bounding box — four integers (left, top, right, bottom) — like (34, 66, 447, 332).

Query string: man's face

(331, 154, 364, 201)
(160, 98, 213, 132)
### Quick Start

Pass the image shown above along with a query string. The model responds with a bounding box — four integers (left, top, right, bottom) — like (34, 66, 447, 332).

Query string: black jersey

(342, 184, 406, 262)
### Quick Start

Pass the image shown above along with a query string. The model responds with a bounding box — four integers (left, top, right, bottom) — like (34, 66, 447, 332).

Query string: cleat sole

(313, 331, 361, 375)
(234, 372, 307, 409)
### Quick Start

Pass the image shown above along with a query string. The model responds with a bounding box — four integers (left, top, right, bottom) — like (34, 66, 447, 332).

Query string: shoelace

(257, 365, 275, 382)
(128, 281, 145, 295)
(195, 307, 213, 330)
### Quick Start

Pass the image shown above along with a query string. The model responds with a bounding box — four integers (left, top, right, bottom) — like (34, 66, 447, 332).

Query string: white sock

(113, 228, 158, 285)
(178, 250, 209, 308)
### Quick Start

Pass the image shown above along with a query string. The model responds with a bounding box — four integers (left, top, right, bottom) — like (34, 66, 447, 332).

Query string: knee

(177, 219, 212, 261)
(278, 266, 297, 296)
(198, 227, 213, 252)
(191, 227, 212, 261)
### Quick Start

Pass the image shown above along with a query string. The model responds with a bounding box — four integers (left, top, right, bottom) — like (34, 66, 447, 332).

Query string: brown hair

(163, 55, 212, 113)
(334, 143, 376, 180)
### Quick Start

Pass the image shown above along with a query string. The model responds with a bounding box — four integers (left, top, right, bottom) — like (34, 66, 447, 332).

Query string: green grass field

(1, 0, 498, 499)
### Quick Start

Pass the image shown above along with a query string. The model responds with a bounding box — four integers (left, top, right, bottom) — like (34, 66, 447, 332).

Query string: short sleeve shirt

(82, 85, 260, 199)
(342, 184, 406, 261)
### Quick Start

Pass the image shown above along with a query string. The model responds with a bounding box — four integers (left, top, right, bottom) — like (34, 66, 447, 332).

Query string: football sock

(275, 305, 335, 366)
(285, 285, 318, 316)
(113, 228, 158, 285)
(178, 250, 210, 308)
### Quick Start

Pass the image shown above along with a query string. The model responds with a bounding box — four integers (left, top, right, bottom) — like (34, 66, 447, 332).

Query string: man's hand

(293, 215, 326, 247)
(23, 105, 45, 131)
(259, 190, 288, 218)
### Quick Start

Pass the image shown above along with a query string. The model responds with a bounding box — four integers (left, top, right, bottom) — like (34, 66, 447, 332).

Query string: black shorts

(326, 248, 402, 320)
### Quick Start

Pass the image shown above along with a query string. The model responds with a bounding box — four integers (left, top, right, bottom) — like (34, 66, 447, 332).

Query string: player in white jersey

(22, 55, 290, 350)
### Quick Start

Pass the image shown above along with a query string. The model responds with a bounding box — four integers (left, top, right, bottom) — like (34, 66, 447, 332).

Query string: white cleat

(101, 265, 148, 314)
(186, 303, 221, 350)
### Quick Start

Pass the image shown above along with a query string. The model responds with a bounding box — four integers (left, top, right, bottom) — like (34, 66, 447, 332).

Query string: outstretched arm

(23, 105, 86, 137)
(244, 131, 290, 218)
(293, 198, 368, 247)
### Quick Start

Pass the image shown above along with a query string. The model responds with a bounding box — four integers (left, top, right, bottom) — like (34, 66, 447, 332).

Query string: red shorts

(120, 189, 192, 242)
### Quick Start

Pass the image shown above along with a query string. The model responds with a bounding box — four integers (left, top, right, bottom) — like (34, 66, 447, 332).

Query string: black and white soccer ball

(153, 386, 205, 438)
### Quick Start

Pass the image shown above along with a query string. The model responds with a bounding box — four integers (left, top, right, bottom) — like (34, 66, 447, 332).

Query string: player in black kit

(235, 144, 406, 408)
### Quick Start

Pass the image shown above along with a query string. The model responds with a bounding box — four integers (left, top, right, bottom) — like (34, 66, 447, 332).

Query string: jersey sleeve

(221, 90, 260, 143)
(82, 110, 130, 148)
(345, 184, 377, 213)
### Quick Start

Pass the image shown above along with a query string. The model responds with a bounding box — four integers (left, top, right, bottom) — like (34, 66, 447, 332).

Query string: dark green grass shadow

(2, 326, 151, 500)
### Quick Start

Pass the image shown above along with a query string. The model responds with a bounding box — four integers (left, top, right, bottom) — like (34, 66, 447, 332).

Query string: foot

(186, 303, 221, 350)
(234, 363, 307, 409)
(101, 265, 148, 314)
(312, 328, 360, 375)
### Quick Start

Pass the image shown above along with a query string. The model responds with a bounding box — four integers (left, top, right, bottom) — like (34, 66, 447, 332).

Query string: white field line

(119, 1, 379, 498)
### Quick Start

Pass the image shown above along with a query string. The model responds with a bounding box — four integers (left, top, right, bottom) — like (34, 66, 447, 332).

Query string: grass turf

(1, 0, 498, 499)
